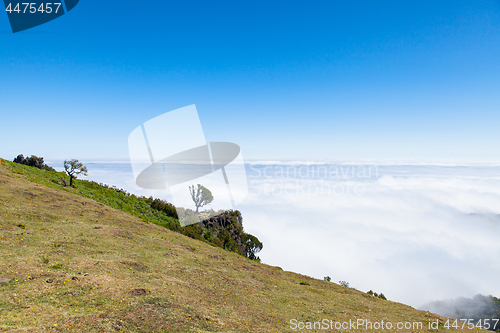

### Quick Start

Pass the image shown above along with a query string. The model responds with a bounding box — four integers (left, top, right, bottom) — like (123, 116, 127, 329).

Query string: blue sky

(1, 0, 500, 162)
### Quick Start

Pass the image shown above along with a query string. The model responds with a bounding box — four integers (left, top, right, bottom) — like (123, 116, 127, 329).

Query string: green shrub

(217, 229, 239, 253)
(242, 233, 263, 260)
(204, 230, 213, 242)
(150, 198, 178, 219)
(181, 225, 203, 241)
(122, 204, 134, 214)
(367, 289, 387, 300)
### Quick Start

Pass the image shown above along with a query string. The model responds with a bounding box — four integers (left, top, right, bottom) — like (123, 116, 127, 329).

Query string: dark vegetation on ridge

(10, 156, 262, 260)
(13, 154, 55, 172)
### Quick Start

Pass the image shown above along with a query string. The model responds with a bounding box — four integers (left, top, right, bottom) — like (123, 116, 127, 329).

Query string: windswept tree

(189, 184, 214, 213)
(64, 159, 88, 187)
(242, 233, 263, 260)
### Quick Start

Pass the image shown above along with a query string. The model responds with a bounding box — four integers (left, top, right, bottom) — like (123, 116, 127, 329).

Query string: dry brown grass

(0, 159, 488, 332)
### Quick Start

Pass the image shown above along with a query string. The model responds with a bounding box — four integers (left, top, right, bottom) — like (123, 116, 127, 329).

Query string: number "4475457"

(5, 3, 62, 14)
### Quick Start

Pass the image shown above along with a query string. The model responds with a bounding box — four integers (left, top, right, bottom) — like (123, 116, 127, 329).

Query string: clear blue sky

(1, 0, 500, 162)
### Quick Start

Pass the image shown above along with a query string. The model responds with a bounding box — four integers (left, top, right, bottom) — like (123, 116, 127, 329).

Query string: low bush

(368, 289, 387, 300)
(13, 154, 55, 172)
(339, 280, 349, 288)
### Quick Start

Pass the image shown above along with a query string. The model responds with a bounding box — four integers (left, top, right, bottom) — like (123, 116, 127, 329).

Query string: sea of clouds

(50, 160, 500, 308)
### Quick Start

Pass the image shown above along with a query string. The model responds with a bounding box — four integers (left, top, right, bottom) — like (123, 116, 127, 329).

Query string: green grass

(0, 158, 490, 332)
(3, 160, 180, 227)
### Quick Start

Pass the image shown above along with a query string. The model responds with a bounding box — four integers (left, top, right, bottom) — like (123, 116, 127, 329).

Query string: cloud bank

(240, 164, 500, 307)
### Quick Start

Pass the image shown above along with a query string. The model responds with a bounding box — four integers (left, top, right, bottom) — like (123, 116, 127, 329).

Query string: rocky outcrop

(196, 210, 261, 260)
(199, 212, 243, 230)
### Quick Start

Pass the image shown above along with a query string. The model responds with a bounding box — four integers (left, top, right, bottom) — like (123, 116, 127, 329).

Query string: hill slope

(4, 157, 262, 261)
(0, 159, 487, 332)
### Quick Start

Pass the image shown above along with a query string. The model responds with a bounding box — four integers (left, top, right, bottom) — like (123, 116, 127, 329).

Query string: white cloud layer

(240, 164, 500, 307)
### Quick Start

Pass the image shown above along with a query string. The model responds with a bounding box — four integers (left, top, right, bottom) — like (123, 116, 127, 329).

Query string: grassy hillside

(0, 158, 488, 332)
(2, 159, 261, 260)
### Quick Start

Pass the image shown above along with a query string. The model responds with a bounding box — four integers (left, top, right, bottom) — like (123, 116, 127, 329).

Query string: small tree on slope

(64, 159, 88, 187)
(189, 184, 214, 213)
